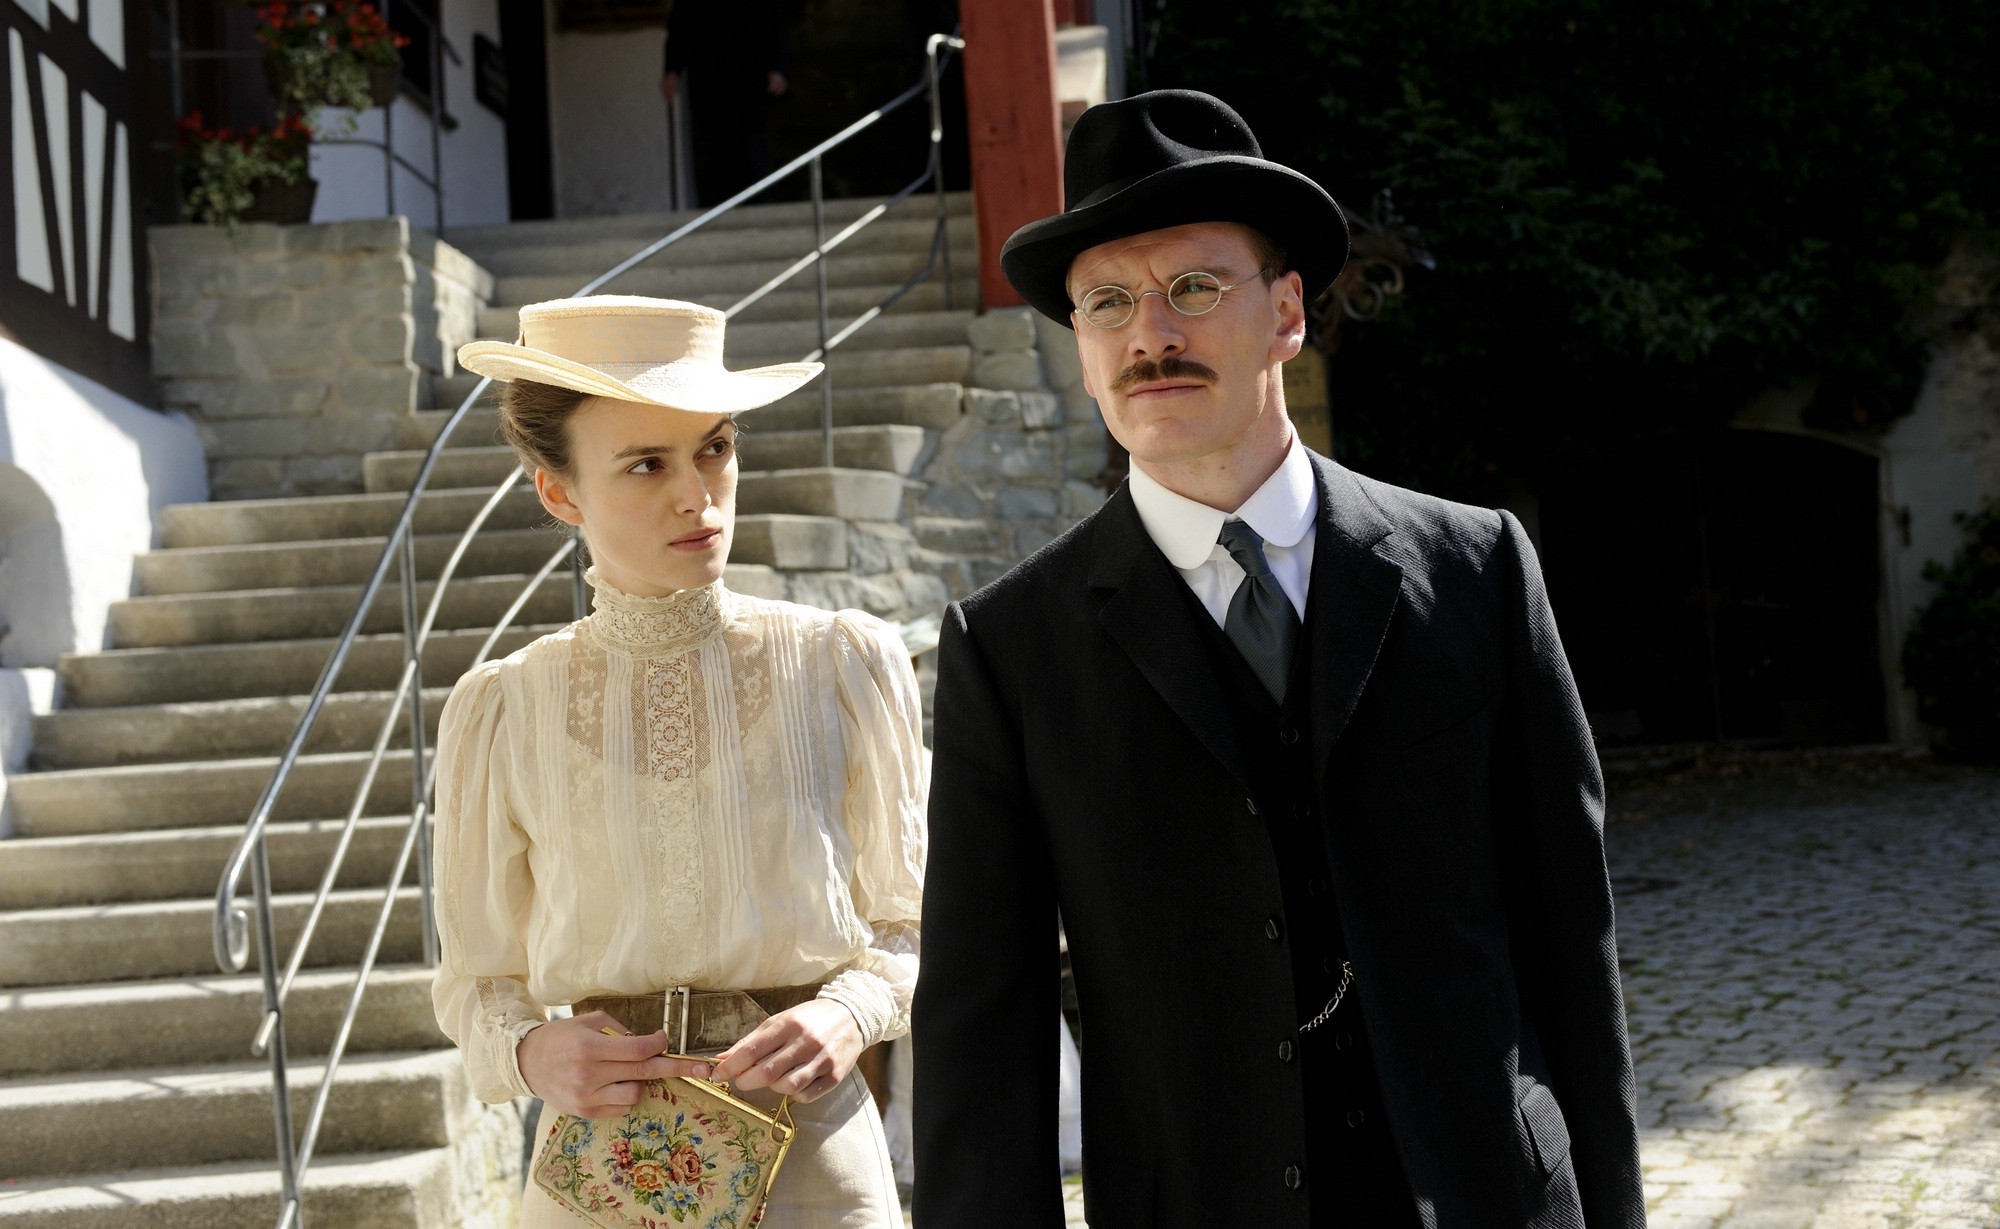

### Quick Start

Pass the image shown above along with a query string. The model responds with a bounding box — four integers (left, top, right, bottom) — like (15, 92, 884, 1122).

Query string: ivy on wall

(1144, 0, 1998, 498)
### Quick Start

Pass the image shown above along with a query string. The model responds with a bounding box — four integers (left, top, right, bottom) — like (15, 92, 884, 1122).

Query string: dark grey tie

(1218, 520, 1300, 702)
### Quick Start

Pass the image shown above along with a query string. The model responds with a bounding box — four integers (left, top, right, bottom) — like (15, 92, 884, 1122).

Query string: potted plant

(336, 0, 410, 107)
(254, 1, 393, 115)
(176, 110, 318, 226)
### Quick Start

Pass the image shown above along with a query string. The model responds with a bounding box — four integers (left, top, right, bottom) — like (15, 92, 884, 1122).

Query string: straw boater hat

(999, 90, 1349, 327)
(456, 295, 822, 413)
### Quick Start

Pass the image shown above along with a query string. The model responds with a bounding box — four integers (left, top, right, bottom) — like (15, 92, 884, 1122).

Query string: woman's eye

(627, 457, 662, 474)
(702, 437, 734, 459)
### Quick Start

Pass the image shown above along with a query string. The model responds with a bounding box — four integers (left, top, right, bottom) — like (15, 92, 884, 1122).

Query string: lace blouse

(431, 571, 928, 1104)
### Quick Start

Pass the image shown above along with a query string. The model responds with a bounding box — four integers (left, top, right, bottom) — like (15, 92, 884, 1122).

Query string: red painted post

(959, 0, 1065, 311)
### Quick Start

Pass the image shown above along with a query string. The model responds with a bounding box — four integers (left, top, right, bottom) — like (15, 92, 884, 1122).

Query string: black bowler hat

(999, 89, 1349, 327)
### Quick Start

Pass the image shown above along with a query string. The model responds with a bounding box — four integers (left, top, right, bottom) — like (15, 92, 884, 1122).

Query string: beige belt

(574, 984, 823, 1055)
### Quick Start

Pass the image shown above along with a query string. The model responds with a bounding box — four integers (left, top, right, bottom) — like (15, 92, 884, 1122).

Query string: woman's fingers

(709, 1021, 788, 1083)
(642, 1054, 714, 1081)
(792, 1072, 842, 1103)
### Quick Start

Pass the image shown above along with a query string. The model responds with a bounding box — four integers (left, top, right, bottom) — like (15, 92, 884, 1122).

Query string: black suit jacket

(913, 452, 1645, 1228)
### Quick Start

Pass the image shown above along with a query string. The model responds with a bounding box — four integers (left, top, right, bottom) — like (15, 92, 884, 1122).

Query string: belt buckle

(672, 985, 691, 1055)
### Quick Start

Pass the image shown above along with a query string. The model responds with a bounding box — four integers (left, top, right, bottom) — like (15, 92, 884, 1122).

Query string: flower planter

(263, 53, 296, 103)
(367, 62, 400, 107)
(241, 177, 319, 225)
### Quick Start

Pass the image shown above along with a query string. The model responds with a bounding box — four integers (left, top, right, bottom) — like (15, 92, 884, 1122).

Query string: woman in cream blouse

(436, 296, 926, 1228)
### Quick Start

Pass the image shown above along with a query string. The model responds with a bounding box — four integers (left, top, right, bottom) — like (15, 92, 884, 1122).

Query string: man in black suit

(913, 91, 1646, 1228)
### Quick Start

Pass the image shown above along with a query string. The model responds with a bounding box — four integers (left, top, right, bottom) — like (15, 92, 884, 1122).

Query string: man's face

(1068, 222, 1305, 469)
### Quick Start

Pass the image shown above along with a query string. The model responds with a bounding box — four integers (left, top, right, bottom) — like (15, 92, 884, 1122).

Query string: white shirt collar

(1127, 432, 1319, 571)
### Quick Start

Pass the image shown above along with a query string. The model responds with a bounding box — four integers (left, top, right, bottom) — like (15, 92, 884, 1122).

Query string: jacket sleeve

(1492, 509, 1647, 1227)
(818, 612, 928, 1048)
(912, 601, 1065, 1228)
(430, 661, 546, 1104)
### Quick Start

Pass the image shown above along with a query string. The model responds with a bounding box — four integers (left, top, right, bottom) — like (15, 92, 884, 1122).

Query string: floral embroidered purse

(532, 999, 797, 1228)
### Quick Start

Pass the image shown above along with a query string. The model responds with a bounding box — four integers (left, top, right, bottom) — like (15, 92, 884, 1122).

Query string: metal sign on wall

(0, 0, 149, 402)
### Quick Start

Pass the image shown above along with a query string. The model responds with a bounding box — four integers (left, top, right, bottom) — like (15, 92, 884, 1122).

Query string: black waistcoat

(1185, 580, 1421, 1227)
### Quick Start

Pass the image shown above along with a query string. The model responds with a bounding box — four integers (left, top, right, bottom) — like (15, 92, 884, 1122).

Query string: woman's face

(533, 396, 738, 597)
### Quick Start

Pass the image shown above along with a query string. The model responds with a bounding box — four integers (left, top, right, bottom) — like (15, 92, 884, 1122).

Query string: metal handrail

(212, 33, 964, 1229)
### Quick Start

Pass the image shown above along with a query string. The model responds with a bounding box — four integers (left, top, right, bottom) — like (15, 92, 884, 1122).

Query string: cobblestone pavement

(1608, 756, 2000, 1228)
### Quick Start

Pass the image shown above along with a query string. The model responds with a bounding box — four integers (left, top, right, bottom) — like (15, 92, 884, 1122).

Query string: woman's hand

(709, 1000, 863, 1103)
(516, 1011, 714, 1118)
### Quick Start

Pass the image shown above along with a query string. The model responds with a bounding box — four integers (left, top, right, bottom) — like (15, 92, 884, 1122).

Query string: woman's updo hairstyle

(498, 380, 590, 476)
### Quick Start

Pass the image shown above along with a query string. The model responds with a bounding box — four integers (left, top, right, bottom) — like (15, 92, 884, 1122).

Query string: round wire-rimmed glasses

(1074, 271, 1243, 329)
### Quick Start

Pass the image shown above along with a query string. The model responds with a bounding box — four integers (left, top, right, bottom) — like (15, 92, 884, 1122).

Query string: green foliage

(1902, 503, 2000, 762)
(1144, 0, 1997, 497)
(175, 113, 313, 227)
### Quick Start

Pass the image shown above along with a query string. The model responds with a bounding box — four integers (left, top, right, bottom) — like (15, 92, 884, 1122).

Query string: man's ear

(1073, 314, 1099, 399)
(1268, 270, 1307, 365)
(534, 468, 585, 528)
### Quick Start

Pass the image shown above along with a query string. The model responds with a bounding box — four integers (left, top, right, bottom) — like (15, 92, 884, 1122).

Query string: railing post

(253, 834, 302, 1226)
(429, 6, 445, 236)
(810, 156, 834, 469)
(399, 530, 438, 968)
(927, 36, 957, 309)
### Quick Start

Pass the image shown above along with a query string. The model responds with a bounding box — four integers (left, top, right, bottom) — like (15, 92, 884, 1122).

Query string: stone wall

(149, 219, 493, 499)
(913, 308, 1110, 599)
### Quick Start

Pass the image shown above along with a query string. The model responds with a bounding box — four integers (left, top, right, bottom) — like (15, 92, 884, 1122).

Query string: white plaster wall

(0, 665, 55, 836)
(311, 0, 511, 230)
(1879, 353, 1987, 743)
(0, 336, 208, 667)
(546, 19, 675, 218)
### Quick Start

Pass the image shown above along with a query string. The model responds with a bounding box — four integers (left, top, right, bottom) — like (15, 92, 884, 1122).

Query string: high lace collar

(582, 567, 729, 659)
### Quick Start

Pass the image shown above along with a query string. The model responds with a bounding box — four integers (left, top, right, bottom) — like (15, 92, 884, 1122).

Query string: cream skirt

(519, 1068, 900, 1229)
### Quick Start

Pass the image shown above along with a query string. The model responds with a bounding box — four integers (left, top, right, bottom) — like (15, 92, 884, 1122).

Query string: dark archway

(1540, 429, 1885, 747)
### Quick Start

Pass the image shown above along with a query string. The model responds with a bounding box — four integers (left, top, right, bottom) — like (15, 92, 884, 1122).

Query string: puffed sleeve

(817, 611, 928, 1047)
(430, 660, 546, 1102)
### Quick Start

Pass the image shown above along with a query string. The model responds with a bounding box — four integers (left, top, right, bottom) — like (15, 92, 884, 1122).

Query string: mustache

(1111, 356, 1219, 394)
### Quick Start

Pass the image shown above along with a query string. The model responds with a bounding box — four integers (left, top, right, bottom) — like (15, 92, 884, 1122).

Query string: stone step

(445, 188, 972, 256)
(33, 689, 449, 769)
(9, 750, 417, 837)
(362, 425, 927, 494)
(741, 467, 909, 520)
(57, 623, 553, 708)
(161, 485, 548, 550)
(114, 554, 845, 655)
(497, 276, 982, 328)
(62, 558, 794, 708)
(0, 887, 425, 986)
(429, 342, 972, 408)
(474, 304, 972, 355)
(401, 381, 965, 450)
(0, 816, 413, 909)
(493, 257, 977, 311)
(139, 516, 837, 596)
(0, 966, 441, 1077)
(0, 1049, 462, 1178)
(468, 214, 976, 277)
(0, 1148, 459, 1229)
(137, 529, 553, 598)
(111, 571, 590, 651)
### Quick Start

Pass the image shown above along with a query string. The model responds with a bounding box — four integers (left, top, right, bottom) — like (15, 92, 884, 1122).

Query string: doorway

(1540, 429, 1886, 747)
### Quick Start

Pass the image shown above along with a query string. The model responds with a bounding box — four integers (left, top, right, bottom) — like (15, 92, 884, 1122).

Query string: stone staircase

(0, 192, 978, 1225)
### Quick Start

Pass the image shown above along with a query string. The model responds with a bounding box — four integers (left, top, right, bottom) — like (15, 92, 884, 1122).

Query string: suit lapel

(1088, 486, 1253, 794)
(1303, 453, 1405, 774)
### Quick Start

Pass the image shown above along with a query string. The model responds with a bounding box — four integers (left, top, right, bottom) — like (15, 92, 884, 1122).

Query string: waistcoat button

(1283, 1165, 1302, 1190)
(1246, 798, 1259, 816)
(1265, 918, 1282, 941)
(1335, 1031, 1354, 1051)
(1277, 1039, 1294, 1063)
(1347, 1108, 1367, 1128)
(1279, 726, 1300, 745)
